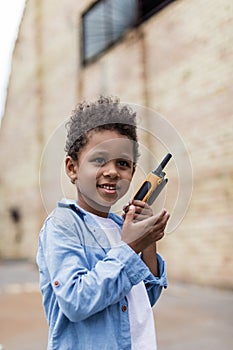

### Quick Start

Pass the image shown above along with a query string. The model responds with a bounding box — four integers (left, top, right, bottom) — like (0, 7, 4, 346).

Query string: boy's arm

(122, 200, 168, 306)
(123, 200, 168, 276)
(141, 243, 158, 276)
(142, 251, 167, 306)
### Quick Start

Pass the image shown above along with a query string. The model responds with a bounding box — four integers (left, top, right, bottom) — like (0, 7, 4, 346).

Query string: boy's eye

(118, 159, 131, 168)
(93, 157, 106, 165)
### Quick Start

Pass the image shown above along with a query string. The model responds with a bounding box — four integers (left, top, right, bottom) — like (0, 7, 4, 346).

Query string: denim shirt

(37, 199, 168, 350)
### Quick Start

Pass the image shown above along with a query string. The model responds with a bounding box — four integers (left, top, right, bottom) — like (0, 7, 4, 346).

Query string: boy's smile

(66, 130, 135, 217)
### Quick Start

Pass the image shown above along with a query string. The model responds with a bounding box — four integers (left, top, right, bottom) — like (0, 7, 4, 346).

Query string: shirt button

(54, 280, 60, 287)
(121, 305, 127, 312)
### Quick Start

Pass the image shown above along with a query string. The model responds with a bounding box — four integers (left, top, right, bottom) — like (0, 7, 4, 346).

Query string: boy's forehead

(84, 130, 135, 158)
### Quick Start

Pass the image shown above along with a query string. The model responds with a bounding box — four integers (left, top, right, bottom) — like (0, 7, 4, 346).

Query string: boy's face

(66, 130, 135, 217)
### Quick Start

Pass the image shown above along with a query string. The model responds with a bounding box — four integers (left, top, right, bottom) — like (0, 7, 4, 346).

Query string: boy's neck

(76, 198, 110, 218)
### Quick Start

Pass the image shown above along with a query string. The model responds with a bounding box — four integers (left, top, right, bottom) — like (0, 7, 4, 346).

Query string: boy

(37, 96, 170, 349)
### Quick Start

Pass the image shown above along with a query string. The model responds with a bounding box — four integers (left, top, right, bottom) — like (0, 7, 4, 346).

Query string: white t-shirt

(93, 214, 157, 350)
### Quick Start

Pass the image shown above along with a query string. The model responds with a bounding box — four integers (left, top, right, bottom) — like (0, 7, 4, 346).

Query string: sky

(0, 0, 26, 123)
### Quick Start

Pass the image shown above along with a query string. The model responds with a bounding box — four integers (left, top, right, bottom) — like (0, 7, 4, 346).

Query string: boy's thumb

(124, 205, 135, 223)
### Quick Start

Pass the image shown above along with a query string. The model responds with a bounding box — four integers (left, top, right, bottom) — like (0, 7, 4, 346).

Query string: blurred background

(0, 0, 232, 349)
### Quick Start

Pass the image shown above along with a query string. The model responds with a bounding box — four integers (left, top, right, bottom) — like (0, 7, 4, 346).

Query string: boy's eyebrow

(88, 150, 108, 157)
(88, 150, 133, 161)
(118, 153, 134, 161)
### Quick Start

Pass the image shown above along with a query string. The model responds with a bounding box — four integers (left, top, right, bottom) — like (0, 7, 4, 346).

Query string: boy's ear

(65, 156, 78, 184)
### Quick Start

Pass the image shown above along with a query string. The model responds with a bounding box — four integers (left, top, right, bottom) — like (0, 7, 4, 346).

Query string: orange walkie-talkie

(133, 153, 172, 205)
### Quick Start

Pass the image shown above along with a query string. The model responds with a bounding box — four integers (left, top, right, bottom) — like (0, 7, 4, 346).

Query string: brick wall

(0, 0, 232, 288)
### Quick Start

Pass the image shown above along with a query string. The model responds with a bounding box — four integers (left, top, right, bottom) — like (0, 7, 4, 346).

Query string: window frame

(81, 0, 175, 66)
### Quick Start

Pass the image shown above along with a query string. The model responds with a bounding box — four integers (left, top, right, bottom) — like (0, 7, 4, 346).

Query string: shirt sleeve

(37, 215, 158, 322)
(142, 253, 168, 307)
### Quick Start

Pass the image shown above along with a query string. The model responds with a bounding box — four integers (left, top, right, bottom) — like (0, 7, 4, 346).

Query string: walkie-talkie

(133, 153, 172, 205)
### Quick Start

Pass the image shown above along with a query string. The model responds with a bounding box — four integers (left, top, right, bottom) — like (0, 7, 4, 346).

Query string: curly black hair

(65, 96, 139, 163)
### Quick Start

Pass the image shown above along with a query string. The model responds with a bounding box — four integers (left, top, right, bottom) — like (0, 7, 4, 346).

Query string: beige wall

(0, 0, 232, 288)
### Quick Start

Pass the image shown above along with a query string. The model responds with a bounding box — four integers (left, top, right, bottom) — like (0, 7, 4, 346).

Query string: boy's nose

(102, 162, 119, 178)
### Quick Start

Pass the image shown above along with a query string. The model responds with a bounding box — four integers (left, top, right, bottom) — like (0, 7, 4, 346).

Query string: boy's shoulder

(40, 199, 90, 244)
(41, 199, 124, 248)
(42, 199, 84, 231)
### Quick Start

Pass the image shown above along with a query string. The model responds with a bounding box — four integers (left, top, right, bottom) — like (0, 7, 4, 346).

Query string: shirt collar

(57, 198, 123, 227)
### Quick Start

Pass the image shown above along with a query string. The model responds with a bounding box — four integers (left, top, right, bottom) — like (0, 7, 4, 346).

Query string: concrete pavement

(0, 260, 47, 350)
(155, 283, 233, 350)
(0, 260, 232, 349)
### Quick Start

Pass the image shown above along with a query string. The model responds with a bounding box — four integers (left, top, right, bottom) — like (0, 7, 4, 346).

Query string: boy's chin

(83, 191, 127, 214)
(93, 197, 121, 213)
(97, 199, 118, 210)
(84, 198, 113, 212)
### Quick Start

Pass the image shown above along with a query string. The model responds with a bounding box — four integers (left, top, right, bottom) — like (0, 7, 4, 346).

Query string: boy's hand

(121, 205, 170, 254)
(123, 200, 153, 222)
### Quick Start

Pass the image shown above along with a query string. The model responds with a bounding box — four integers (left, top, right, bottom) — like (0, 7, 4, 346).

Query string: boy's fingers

(124, 205, 135, 224)
(125, 206, 170, 234)
(151, 212, 170, 232)
(144, 211, 164, 228)
(132, 200, 146, 207)
(157, 209, 169, 221)
(150, 210, 169, 228)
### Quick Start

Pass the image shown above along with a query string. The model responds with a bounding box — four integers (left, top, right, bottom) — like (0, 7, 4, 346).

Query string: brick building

(0, 0, 232, 288)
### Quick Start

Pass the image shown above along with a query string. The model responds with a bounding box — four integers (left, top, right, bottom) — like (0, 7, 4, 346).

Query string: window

(82, 0, 175, 65)
(82, 0, 137, 63)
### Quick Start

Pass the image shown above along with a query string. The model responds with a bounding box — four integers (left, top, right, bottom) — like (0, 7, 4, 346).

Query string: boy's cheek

(117, 179, 131, 193)
(76, 178, 97, 195)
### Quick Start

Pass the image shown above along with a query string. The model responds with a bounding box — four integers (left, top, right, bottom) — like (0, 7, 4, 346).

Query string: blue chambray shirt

(37, 199, 168, 350)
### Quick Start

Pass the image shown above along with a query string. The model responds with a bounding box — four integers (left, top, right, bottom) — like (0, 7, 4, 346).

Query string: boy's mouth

(98, 184, 116, 190)
(97, 183, 119, 194)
